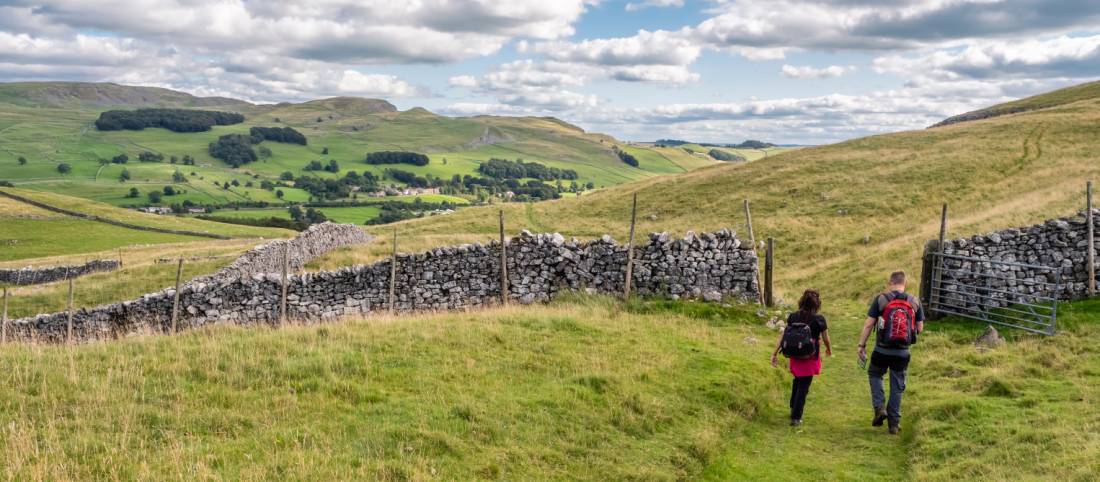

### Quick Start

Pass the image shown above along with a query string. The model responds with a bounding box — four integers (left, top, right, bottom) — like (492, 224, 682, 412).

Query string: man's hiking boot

(872, 407, 887, 427)
(888, 424, 900, 435)
(790, 419, 802, 427)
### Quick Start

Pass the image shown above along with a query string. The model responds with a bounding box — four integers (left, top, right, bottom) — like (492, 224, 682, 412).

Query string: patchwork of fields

(0, 83, 723, 218)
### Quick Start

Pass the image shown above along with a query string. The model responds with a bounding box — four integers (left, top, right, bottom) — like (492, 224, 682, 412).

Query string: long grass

(0, 296, 780, 481)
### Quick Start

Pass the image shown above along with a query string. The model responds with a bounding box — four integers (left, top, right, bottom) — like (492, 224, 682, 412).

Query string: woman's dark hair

(797, 289, 821, 322)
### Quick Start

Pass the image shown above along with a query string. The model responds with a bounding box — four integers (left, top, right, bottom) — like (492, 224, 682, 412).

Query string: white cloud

(874, 34, 1100, 81)
(625, 0, 685, 13)
(0, 0, 593, 101)
(691, 0, 1100, 52)
(448, 75, 479, 88)
(532, 30, 700, 67)
(781, 64, 855, 79)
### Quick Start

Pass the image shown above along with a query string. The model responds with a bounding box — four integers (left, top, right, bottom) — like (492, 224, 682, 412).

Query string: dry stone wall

(7, 229, 758, 343)
(197, 222, 373, 284)
(937, 210, 1098, 302)
(0, 260, 120, 286)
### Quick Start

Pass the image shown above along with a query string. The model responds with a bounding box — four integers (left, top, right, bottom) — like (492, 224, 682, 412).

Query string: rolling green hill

(0, 82, 714, 212)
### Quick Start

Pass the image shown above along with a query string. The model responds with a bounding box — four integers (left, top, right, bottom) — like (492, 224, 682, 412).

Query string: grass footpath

(701, 299, 904, 480)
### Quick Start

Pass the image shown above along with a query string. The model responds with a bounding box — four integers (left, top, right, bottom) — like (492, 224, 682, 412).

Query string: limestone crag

(8, 228, 758, 343)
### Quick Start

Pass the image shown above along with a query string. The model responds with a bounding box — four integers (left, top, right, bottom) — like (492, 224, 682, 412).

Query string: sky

(3, 1, 1100, 144)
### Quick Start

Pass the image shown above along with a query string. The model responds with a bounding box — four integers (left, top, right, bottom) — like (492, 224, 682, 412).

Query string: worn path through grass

(704, 301, 909, 480)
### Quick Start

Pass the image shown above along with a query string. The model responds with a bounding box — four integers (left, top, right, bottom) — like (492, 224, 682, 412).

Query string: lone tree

(56, 163, 72, 174)
(147, 190, 163, 203)
(17, 156, 27, 165)
(118, 169, 131, 182)
(126, 187, 139, 198)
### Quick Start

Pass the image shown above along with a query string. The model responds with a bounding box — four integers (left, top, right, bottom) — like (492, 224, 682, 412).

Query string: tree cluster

(615, 148, 639, 167)
(208, 134, 258, 167)
(708, 149, 746, 161)
(289, 205, 328, 225)
(95, 108, 244, 132)
(365, 151, 430, 166)
(654, 139, 689, 146)
(366, 198, 457, 226)
(385, 168, 430, 188)
(293, 170, 379, 200)
(138, 151, 164, 162)
(476, 158, 578, 181)
(304, 159, 339, 173)
(249, 126, 307, 145)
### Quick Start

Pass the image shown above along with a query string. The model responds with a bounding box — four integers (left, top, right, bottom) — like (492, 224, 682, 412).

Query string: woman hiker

(771, 289, 832, 426)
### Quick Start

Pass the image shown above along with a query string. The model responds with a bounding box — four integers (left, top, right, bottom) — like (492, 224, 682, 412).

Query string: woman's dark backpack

(781, 316, 816, 359)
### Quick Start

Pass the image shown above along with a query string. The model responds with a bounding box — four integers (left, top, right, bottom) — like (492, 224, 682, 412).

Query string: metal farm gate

(925, 251, 1060, 335)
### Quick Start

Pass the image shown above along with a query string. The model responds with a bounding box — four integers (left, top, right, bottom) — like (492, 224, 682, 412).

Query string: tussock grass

(0, 297, 780, 480)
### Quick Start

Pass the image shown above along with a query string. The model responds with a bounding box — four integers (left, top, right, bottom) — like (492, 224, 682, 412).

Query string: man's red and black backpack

(876, 292, 917, 349)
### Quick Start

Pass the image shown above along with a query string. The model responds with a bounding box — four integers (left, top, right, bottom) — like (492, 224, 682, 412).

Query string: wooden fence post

(938, 203, 948, 248)
(280, 243, 288, 325)
(66, 275, 74, 344)
(389, 228, 398, 313)
(623, 193, 638, 299)
(2, 287, 8, 344)
(744, 200, 763, 305)
(499, 210, 509, 305)
(930, 203, 948, 312)
(171, 258, 183, 334)
(118, 248, 123, 268)
(919, 240, 936, 309)
(1088, 182, 1095, 297)
(764, 238, 774, 307)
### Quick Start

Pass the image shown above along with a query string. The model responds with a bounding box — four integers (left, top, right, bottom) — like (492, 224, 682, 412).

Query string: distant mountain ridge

(0, 82, 252, 108)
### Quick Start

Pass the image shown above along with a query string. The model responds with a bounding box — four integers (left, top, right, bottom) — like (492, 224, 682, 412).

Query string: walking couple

(770, 271, 924, 434)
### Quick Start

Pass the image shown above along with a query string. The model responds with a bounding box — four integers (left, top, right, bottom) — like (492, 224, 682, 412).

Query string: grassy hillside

(316, 86, 1100, 300)
(0, 82, 711, 212)
(932, 80, 1100, 127)
(0, 187, 289, 261)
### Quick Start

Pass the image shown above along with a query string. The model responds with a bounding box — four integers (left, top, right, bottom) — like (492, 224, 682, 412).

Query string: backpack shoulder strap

(877, 292, 894, 312)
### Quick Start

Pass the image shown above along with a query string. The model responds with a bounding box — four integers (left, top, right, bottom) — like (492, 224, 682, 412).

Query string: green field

(0, 82, 711, 211)
(210, 206, 381, 224)
(0, 187, 290, 261)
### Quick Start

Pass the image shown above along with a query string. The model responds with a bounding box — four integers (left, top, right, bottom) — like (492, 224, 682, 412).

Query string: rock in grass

(975, 325, 1005, 349)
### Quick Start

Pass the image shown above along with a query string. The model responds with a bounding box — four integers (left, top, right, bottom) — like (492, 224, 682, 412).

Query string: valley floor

(1, 295, 1096, 480)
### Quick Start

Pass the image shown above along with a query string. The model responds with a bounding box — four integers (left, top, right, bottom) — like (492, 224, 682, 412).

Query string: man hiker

(857, 271, 924, 435)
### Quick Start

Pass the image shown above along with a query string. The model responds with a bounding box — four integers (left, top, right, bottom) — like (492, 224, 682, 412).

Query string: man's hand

(770, 353, 779, 367)
(825, 346, 833, 357)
